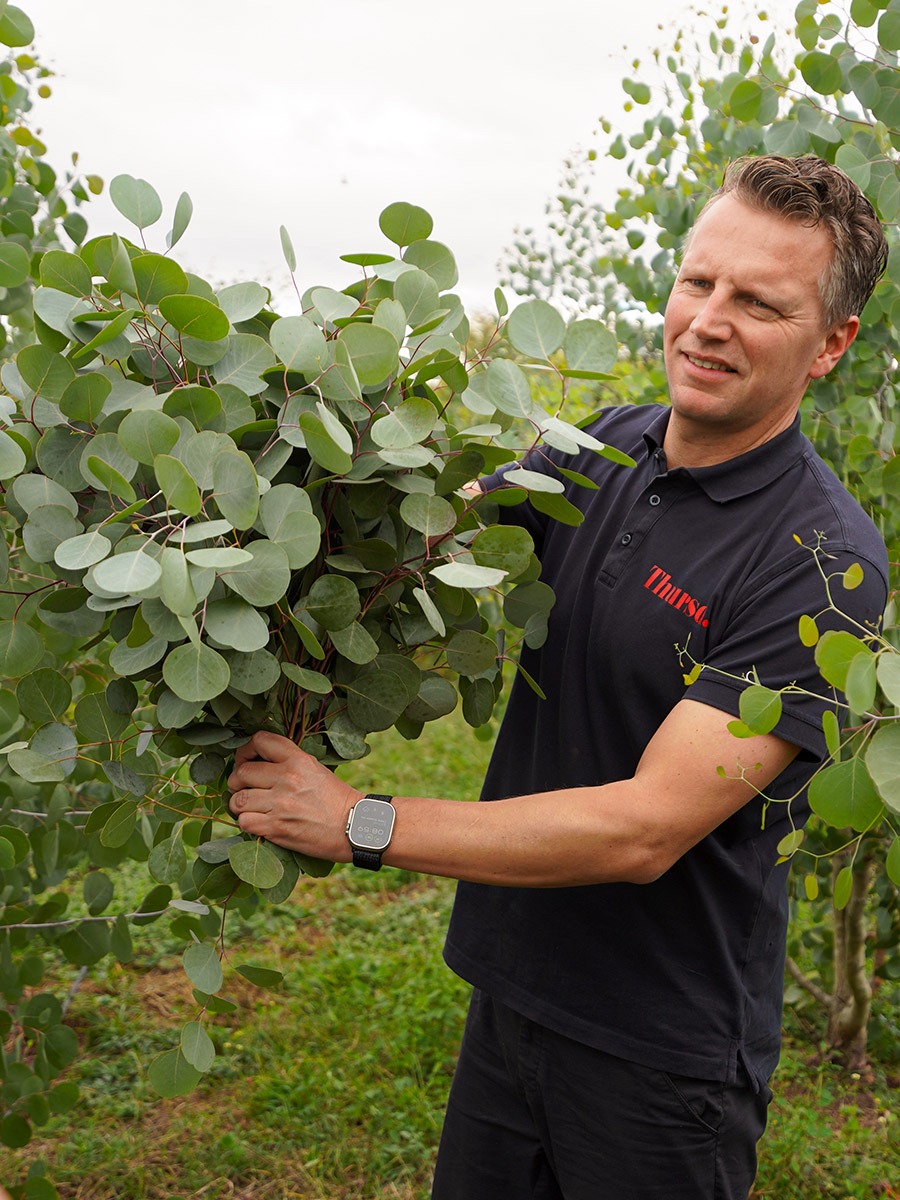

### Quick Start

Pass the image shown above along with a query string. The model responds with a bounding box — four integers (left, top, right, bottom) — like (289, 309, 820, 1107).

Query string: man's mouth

(684, 353, 736, 373)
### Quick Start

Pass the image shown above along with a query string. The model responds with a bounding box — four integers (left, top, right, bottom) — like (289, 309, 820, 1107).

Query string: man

(227, 156, 889, 1198)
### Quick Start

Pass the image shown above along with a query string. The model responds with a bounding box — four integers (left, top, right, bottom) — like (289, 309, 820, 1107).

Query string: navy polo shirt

(444, 403, 887, 1088)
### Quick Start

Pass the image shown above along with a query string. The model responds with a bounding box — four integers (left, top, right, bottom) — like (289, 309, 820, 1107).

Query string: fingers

(227, 758, 282, 794)
(232, 729, 297, 769)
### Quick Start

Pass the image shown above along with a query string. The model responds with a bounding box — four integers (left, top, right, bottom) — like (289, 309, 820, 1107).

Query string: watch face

(349, 797, 395, 850)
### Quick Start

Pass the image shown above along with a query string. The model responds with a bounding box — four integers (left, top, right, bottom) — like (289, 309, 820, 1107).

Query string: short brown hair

(708, 155, 888, 327)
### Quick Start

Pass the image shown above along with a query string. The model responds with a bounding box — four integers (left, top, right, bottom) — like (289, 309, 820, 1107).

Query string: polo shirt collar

(642, 407, 808, 503)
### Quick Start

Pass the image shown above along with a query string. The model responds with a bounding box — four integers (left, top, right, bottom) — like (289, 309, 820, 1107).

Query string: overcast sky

(23, 0, 796, 312)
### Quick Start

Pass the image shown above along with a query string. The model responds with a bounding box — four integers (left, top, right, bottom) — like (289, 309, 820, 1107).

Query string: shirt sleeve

(686, 545, 888, 760)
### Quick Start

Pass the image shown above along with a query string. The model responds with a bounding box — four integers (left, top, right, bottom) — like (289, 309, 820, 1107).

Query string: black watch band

(349, 793, 394, 871)
(352, 847, 385, 871)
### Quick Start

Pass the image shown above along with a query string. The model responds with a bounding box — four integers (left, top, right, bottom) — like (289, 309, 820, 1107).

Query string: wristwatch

(345, 793, 395, 870)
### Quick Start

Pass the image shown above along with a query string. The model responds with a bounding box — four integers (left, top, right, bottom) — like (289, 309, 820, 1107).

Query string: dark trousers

(431, 989, 771, 1200)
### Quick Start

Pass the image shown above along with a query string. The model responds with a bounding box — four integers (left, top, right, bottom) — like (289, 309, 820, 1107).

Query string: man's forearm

(379, 782, 663, 887)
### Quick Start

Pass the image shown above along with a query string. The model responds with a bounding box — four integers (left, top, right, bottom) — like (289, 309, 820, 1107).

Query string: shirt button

(649, 494, 661, 506)
(620, 533, 632, 545)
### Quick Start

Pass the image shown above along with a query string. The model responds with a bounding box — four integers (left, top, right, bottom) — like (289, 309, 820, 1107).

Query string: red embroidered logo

(644, 565, 710, 628)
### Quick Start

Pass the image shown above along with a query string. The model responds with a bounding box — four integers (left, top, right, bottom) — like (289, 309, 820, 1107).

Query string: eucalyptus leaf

(110, 174, 163, 229)
(163, 643, 231, 703)
(229, 839, 284, 889)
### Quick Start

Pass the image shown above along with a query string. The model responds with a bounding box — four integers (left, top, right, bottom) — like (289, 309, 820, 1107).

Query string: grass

(7, 707, 900, 1198)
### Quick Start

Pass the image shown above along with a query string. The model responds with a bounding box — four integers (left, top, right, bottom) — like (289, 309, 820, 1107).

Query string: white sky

(23, 0, 797, 313)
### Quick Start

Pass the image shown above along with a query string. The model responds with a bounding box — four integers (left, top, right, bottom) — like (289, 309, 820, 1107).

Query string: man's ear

(809, 315, 859, 380)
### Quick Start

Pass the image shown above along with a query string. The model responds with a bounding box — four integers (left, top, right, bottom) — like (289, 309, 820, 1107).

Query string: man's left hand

(227, 730, 362, 862)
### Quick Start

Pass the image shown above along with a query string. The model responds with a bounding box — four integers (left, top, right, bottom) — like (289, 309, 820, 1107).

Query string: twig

(785, 954, 831, 1008)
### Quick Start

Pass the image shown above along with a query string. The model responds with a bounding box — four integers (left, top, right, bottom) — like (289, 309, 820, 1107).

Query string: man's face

(663, 192, 857, 459)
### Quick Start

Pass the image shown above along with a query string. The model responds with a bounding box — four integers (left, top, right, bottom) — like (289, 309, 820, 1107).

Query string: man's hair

(709, 154, 888, 327)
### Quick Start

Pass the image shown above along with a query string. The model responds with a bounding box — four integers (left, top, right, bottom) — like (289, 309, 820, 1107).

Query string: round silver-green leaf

(110, 174, 163, 230)
(229, 839, 284, 889)
(507, 300, 565, 360)
(163, 643, 231, 703)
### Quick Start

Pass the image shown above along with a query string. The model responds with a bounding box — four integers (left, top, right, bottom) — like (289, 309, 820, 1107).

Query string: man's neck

(662, 409, 798, 469)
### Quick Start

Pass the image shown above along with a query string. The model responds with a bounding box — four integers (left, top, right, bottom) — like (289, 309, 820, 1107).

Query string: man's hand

(227, 730, 363, 862)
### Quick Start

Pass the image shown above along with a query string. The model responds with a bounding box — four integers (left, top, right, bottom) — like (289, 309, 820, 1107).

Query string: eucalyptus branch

(785, 955, 831, 1008)
(0, 910, 168, 931)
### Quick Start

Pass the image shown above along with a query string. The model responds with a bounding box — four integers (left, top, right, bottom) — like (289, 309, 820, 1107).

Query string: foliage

(0, 2, 96, 362)
(0, 4, 632, 1179)
(505, 0, 900, 1062)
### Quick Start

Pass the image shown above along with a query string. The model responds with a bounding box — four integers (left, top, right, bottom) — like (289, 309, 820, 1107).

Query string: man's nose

(690, 293, 731, 340)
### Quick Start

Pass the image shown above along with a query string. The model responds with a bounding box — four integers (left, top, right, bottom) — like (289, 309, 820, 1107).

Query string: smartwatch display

(345, 793, 395, 870)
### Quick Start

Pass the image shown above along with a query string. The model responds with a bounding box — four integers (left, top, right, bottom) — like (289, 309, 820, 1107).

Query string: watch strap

(350, 794, 394, 871)
(352, 847, 385, 871)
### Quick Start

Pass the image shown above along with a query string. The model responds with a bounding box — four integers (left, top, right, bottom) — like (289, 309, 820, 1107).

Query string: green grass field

(7, 710, 899, 1198)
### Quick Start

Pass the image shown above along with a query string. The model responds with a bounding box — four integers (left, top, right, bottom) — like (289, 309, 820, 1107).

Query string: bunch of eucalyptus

(0, 177, 623, 1103)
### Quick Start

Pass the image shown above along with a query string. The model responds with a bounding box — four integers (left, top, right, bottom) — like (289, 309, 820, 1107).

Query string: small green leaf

(280, 224, 297, 272)
(92, 549, 162, 595)
(180, 1021, 215, 1071)
(808, 758, 884, 831)
(845, 651, 877, 715)
(39, 249, 92, 297)
(776, 829, 804, 856)
(0, 430, 26, 480)
(117, 409, 181, 466)
(822, 709, 841, 760)
(229, 839, 285, 889)
(507, 299, 565, 360)
(803, 874, 819, 901)
(148, 1048, 203, 1098)
(371, 395, 437, 449)
(156, 454, 203, 517)
(160, 294, 230, 341)
(60, 373, 111, 423)
(842, 562, 864, 590)
(236, 963, 284, 989)
(306, 574, 361, 631)
(99, 800, 139, 848)
(54, 530, 111, 571)
(379, 201, 433, 247)
(167, 192, 194, 250)
(329, 620, 379, 665)
(886, 838, 900, 888)
(163, 642, 230, 703)
(446, 630, 498, 675)
(876, 651, 900, 707)
(399, 493, 457, 538)
(183, 942, 223, 994)
(212, 451, 259, 529)
(282, 663, 333, 693)
(798, 614, 819, 647)
(528, 490, 584, 527)
(430, 562, 506, 588)
(834, 866, 853, 911)
(485, 358, 536, 419)
(739, 685, 783, 735)
(107, 233, 137, 295)
(866, 724, 900, 816)
(110, 174, 163, 229)
(270, 314, 327, 375)
(799, 50, 843, 96)
(814, 630, 873, 691)
(337, 322, 399, 385)
(297, 412, 353, 474)
(0, 621, 45, 677)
